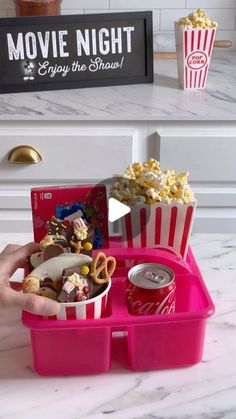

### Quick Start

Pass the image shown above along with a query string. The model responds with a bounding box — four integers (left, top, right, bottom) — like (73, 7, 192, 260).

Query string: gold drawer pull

(8, 145, 42, 164)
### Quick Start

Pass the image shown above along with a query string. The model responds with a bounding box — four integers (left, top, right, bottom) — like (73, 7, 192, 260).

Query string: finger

(0, 287, 60, 316)
(0, 242, 40, 276)
(0, 244, 23, 255)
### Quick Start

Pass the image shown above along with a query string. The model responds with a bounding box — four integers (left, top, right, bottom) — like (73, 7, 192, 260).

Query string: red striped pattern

(125, 213, 133, 248)
(197, 30, 201, 50)
(208, 29, 215, 56)
(140, 207, 147, 247)
(180, 206, 194, 258)
(122, 203, 196, 259)
(203, 29, 208, 51)
(155, 207, 162, 245)
(184, 30, 188, 57)
(86, 302, 95, 319)
(183, 28, 216, 89)
(191, 30, 194, 51)
(202, 64, 209, 88)
(198, 69, 203, 88)
(101, 294, 107, 317)
(55, 284, 110, 320)
(65, 306, 76, 320)
(168, 206, 177, 247)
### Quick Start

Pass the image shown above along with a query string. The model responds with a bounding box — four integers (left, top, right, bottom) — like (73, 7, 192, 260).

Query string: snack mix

(178, 8, 218, 29)
(110, 158, 195, 206)
(23, 214, 116, 303)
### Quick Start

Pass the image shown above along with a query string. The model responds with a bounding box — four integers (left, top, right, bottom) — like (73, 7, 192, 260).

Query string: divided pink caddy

(22, 244, 215, 376)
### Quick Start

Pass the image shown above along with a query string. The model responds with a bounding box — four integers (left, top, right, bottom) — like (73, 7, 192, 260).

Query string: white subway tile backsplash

(153, 29, 235, 52)
(152, 10, 160, 31)
(161, 9, 190, 31)
(186, 0, 236, 8)
(61, 0, 108, 9)
(205, 9, 236, 30)
(0, 0, 14, 7)
(0, 0, 234, 49)
(213, 30, 236, 46)
(110, 0, 185, 9)
(80, 8, 160, 31)
(7, 8, 15, 16)
(61, 9, 84, 15)
(161, 8, 236, 31)
(0, 9, 7, 16)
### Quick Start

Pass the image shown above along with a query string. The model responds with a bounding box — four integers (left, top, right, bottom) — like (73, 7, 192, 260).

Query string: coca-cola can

(126, 263, 176, 315)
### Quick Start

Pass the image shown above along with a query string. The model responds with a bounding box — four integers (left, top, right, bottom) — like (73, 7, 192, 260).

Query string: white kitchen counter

(0, 51, 235, 121)
(0, 233, 235, 419)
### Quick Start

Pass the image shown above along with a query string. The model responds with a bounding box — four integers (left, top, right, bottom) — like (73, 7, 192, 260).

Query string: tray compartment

(127, 319, 206, 371)
(31, 326, 112, 376)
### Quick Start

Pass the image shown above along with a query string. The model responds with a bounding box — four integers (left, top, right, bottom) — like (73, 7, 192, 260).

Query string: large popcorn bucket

(46, 280, 111, 320)
(175, 22, 216, 89)
(121, 201, 196, 260)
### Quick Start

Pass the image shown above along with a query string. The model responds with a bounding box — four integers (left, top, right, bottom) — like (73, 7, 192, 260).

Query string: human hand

(0, 242, 60, 316)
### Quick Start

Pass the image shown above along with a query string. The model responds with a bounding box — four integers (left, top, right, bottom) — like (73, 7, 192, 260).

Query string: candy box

(31, 184, 109, 248)
(120, 201, 197, 259)
(175, 22, 216, 89)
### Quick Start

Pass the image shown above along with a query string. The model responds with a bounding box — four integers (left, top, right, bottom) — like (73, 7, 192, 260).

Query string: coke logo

(126, 287, 176, 316)
(156, 288, 176, 314)
(127, 293, 159, 315)
(187, 51, 208, 70)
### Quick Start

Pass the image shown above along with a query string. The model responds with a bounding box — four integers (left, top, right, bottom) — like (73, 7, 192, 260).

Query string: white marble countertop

(0, 233, 236, 419)
(0, 51, 235, 121)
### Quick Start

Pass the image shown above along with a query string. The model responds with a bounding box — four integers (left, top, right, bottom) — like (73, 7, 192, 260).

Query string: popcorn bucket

(175, 22, 216, 89)
(121, 201, 196, 260)
(54, 280, 111, 320)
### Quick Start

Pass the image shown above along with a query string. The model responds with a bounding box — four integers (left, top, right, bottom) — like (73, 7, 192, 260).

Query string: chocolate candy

(58, 280, 77, 303)
(27, 252, 44, 272)
(43, 243, 70, 261)
(38, 287, 58, 300)
(59, 268, 91, 302)
(48, 216, 73, 242)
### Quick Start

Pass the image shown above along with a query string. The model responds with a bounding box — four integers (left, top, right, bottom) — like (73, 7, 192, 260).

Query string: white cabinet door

(0, 121, 145, 233)
(153, 125, 236, 233)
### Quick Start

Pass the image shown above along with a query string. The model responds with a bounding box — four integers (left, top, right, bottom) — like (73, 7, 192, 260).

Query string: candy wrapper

(121, 201, 196, 260)
(175, 9, 217, 90)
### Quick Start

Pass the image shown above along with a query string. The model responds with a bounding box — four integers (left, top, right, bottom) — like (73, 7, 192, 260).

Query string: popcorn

(138, 171, 166, 190)
(178, 8, 218, 29)
(110, 159, 195, 206)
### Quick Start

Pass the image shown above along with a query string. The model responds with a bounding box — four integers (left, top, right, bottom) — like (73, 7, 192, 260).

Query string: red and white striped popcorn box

(175, 22, 216, 90)
(56, 280, 111, 320)
(121, 201, 196, 260)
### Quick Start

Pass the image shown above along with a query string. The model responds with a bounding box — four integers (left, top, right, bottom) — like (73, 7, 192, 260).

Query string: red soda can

(126, 263, 176, 315)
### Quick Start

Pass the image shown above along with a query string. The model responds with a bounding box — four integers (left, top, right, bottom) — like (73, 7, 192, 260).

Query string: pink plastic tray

(22, 246, 215, 375)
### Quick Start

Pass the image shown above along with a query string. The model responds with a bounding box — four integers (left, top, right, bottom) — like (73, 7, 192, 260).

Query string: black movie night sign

(0, 11, 153, 93)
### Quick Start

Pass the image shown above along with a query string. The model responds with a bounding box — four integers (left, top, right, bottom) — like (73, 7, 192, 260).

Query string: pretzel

(70, 239, 82, 254)
(90, 252, 116, 285)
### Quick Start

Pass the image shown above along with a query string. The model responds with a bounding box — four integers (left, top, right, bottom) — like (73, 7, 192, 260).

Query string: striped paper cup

(121, 201, 196, 260)
(175, 22, 216, 89)
(54, 280, 111, 320)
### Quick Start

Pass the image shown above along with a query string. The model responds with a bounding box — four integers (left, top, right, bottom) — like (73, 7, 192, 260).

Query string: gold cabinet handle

(8, 145, 42, 164)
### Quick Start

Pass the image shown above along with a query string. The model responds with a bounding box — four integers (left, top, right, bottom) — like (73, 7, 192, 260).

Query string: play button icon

(108, 197, 131, 223)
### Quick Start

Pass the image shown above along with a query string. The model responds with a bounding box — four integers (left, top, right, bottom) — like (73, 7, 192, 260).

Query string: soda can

(126, 263, 176, 315)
